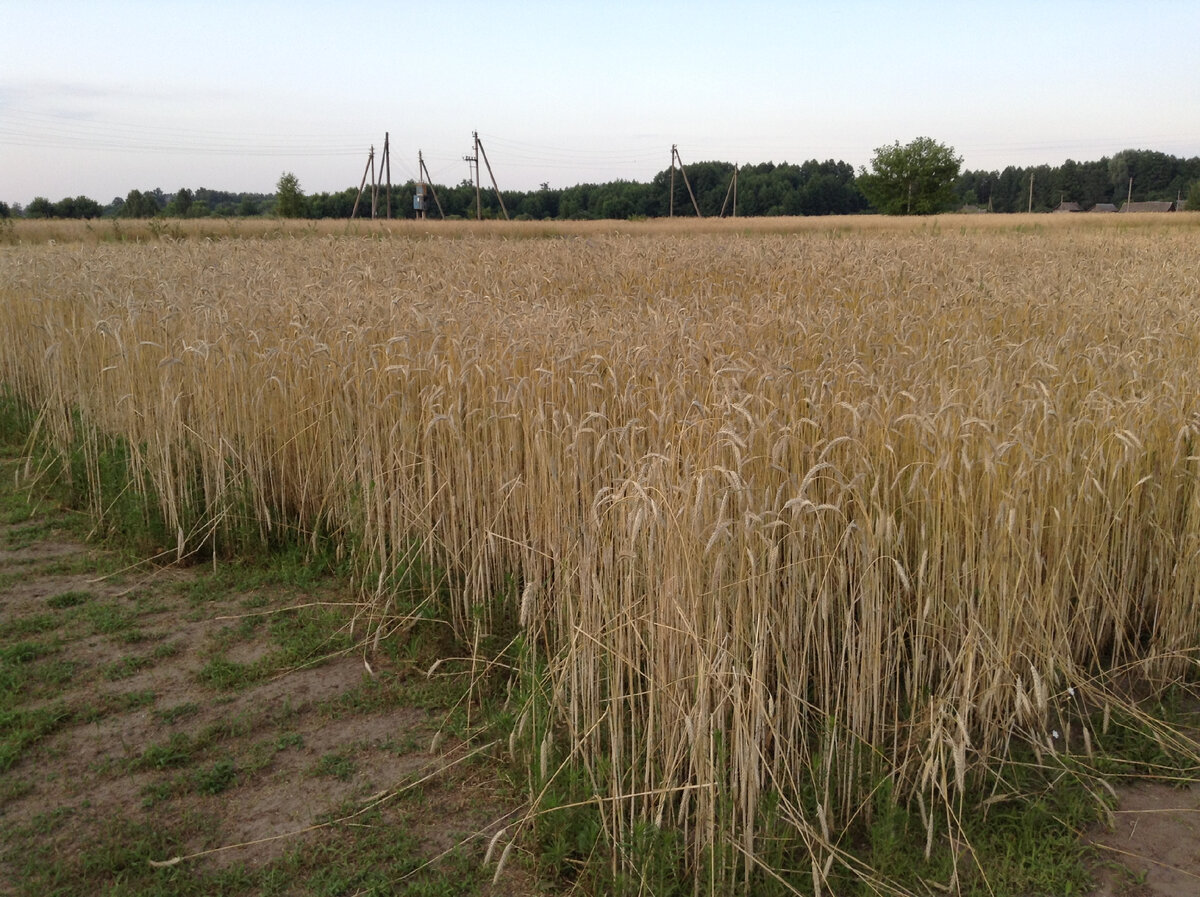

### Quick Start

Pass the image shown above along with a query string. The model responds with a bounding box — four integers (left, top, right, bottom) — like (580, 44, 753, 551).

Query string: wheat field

(3, 215, 1200, 891)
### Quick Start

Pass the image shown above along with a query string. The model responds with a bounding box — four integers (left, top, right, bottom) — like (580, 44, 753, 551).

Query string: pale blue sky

(3, 0, 1198, 206)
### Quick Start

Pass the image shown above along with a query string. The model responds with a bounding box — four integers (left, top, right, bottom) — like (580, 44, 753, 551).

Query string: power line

(0, 106, 369, 158)
(2, 105, 363, 144)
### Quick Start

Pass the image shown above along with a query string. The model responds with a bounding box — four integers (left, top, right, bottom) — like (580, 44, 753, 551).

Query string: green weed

(0, 704, 73, 772)
(46, 589, 93, 609)
(103, 654, 154, 681)
(154, 702, 201, 725)
(197, 656, 264, 690)
(4, 519, 56, 550)
(194, 758, 238, 795)
(0, 613, 59, 639)
(138, 732, 200, 770)
(312, 751, 357, 781)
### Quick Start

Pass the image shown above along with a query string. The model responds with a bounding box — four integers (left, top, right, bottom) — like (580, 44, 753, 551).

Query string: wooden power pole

(417, 151, 445, 220)
(669, 144, 703, 218)
(383, 132, 391, 219)
(719, 163, 739, 218)
(463, 132, 509, 221)
(351, 135, 393, 219)
(475, 133, 509, 220)
(669, 146, 676, 217)
(463, 135, 481, 220)
(351, 145, 375, 219)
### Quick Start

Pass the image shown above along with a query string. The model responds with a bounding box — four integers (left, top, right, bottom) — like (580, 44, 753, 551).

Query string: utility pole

(1028, 172, 1034, 214)
(719, 163, 739, 218)
(670, 146, 676, 217)
(417, 151, 445, 219)
(464, 135, 481, 220)
(351, 135, 393, 220)
(370, 144, 378, 218)
(351, 144, 375, 219)
(464, 131, 509, 221)
(669, 145, 703, 218)
(1126, 176, 1133, 210)
(416, 150, 426, 221)
(383, 132, 391, 219)
(475, 133, 509, 220)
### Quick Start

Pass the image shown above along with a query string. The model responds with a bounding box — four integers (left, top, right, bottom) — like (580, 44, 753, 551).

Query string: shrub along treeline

(6, 148, 1198, 220)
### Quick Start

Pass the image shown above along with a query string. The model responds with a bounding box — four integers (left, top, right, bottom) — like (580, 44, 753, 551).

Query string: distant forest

(5, 148, 1198, 221)
(957, 149, 1199, 212)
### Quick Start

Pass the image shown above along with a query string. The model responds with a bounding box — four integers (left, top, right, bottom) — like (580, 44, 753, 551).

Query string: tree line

(4, 146, 1198, 221)
(957, 148, 1200, 212)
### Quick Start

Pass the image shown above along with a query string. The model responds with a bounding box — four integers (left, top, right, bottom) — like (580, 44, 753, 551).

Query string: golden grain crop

(3, 215, 1199, 890)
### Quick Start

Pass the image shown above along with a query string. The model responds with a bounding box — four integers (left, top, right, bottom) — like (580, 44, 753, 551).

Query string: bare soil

(0, 500, 545, 895)
(1086, 781, 1200, 896)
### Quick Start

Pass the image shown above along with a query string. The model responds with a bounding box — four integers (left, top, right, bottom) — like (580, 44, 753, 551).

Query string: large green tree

(120, 189, 160, 217)
(25, 197, 55, 218)
(858, 137, 962, 215)
(165, 188, 194, 217)
(274, 172, 306, 218)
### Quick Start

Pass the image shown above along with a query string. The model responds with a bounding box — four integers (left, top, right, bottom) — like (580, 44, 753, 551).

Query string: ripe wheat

(3, 215, 1199, 890)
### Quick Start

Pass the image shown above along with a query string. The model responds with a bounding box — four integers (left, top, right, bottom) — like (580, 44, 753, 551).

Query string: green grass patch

(0, 703, 73, 772)
(103, 653, 154, 681)
(81, 600, 138, 637)
(267, 603, 353, 666)
(3, 519, 58, 550)
(0, 393, 37, 453)
(194, 758, 239, 795)
(137, 732, 202, 771)
(175, 540, 345, 607)
(154, 702, 201, 725)
(197, 655, 265, 691)
(46, 589, 93, 609)
(0, 642, 68, 705)
(31, 552, 116, 578)
(0, 613, 59, 639)
(312, 751, 357, 782)
(32, 658, 77, 692)
(0, 774, 35, 804)
(0, 489, 42, 526)
(0, 640, 53, 667)
(152, 640, 184, 659)
(77, 690, 157, 723)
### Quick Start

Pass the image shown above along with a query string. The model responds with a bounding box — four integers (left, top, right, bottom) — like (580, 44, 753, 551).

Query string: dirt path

(1086, 781, 1200, 896)
(0, 462, 544, 895)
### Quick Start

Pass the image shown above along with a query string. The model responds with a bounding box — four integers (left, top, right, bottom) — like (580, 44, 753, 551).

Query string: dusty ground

(0, 477, 545, 895)
(1086, 781, 1200, 896)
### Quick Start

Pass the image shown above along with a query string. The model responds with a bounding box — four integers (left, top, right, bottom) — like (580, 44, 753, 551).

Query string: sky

(3, 0, 1200, 207)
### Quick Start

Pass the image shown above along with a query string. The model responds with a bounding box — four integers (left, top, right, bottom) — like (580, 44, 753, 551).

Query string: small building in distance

(1053, 201, 1083, 213)
(1120, 200, 1179, 212)
(1090, 203, 1119, 213)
